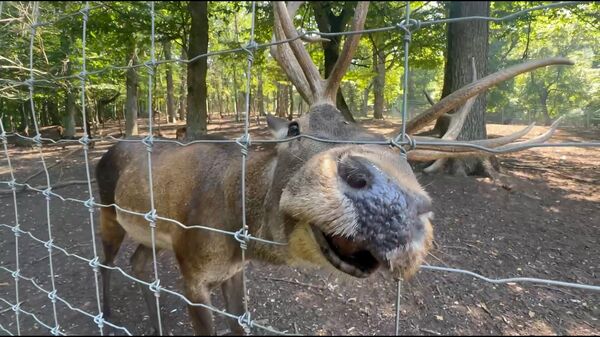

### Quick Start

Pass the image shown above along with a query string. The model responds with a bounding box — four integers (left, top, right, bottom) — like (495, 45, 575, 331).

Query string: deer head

(267, 1, 572, 280)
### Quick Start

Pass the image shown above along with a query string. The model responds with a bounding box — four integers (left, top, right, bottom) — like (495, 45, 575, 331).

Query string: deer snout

(336, 157, 433, 275)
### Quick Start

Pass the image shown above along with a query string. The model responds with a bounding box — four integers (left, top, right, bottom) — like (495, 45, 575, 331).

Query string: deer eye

(287, 122, 300, 137)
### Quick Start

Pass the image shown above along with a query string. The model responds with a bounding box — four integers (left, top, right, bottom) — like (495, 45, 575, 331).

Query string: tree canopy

(0, 1, 597, 133)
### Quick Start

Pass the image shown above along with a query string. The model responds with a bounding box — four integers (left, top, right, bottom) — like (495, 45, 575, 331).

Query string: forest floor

(0, 116, 598, 336)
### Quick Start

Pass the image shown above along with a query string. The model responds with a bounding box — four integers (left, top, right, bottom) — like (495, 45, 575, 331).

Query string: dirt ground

(0, 116, 598, 336)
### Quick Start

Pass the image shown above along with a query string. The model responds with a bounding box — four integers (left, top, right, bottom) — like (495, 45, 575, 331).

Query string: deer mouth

(310, 225, 380, 278)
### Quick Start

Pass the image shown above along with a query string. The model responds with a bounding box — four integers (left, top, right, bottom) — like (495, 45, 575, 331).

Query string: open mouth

(310, 225, 380, 278)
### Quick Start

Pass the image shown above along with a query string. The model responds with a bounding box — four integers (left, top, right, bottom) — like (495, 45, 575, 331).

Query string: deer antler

(270, 1, 370, 107)
(405, 58, 573, 162)
(422, 57, 479, 172)
(406, 57, 574, 134)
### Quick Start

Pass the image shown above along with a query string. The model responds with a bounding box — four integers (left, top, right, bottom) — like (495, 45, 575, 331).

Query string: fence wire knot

(144, 209, 157, 225)
(44, 239, 54, 251)
(144, 61, 156, 76)
(11, 224, 21, 237)
(32, 134, 42, 146)
(236, 134, 251, 157)
(234, 228, 250, 250)
(79, 7, 89, 22)
(11, 302, 20, 313)
(76, 71, 88, 81)
(93, 313, 104, 329)
(237, 311, 253, 331)
(242, 40, 257, 63)
(11, 269, 20, 280)
(78, 134, 90, 146)
(42, 187, 52, 200)
(84, 197, 95, 210)
(7, 179, 17, 191)
(149, 280, 162, 296)
(47, 290, 58, 303)
(88, 257, 100, 272)
(50, 326, 61, 336)
(142, 135, 154, 151)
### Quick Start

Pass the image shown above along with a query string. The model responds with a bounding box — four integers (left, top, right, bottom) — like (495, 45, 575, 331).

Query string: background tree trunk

(125, 50, 139, 137)
(372, 39, 385, 120)
(63, 88, 76, 138)
(178, 44, 187, 121)
(186, 1, 209, 139)
(437, 1, 489, 141)
(433, 1, 492, 176)
(257, 71, 265, 116)
(163, 40, 177, 123)
(311, 2, 356, 123)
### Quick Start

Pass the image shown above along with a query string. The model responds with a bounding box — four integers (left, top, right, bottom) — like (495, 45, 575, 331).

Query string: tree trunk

(437, 1, 489, 141)
(288, 83, 294, 120)
(163, 40, 176, 123)
(539, 87, 551, 126)
(186, 1, 209, 139)
(311, 2, 356, 123)
(178, 43, 187, 121)
(125, 50, 139, 136)
(257, 71, 265, 116)
(433, 1, 492, 176)
(63, 89, 76, 138)
(373, 41, 385, 120)
(276, 82, 289, 118)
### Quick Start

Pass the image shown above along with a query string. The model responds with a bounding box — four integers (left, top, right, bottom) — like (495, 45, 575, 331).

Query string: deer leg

(183, 279, 215, 335)
(100, 207, 125, 318)
(130, 244, 161, 335)
(221, 271, 246, 335)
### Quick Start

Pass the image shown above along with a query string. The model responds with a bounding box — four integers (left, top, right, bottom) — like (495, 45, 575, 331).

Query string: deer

(96, 1, 572, 335)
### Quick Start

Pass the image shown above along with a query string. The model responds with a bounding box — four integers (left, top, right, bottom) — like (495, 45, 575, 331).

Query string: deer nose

(338, 156, 373, 189)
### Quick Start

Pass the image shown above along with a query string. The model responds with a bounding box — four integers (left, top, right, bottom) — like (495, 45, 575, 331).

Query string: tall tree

(125, 47, 139, 136)
(311, 2, 359, 123)
(430, 1, 492, 176)
(435, 1, 490, 141)
(186, 1, 209, 138)
(163, 40, 177, 123)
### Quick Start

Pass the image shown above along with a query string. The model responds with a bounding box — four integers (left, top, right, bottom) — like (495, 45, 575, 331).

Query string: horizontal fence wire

(0, 0, 599, 336)
(2, 131, 599, 153)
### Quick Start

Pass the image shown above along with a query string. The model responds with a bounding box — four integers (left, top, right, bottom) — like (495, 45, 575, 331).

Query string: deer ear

(266, 114, 292, 139)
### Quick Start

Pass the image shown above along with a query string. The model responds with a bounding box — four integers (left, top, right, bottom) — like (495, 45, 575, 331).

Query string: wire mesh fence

(0, 1, 599, 336)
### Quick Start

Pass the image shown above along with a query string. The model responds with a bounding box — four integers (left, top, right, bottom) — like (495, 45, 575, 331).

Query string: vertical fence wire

(77, 2, 105, 335)
(236, 2, 257, 332)
(144, 2, 164, 335)
(395, 2, 411, 335)
(27, 2, 61, 335)
(0, 119, 21, 336)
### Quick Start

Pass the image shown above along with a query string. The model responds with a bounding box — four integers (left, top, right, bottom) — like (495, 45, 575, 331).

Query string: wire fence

(0, 1, 599, 336)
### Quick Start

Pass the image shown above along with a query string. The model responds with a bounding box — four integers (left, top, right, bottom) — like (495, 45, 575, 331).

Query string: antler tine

(408, 117, 564, 161)
(406, 57, 574, 135)
(423, 57, 478, 173)
(272, 1, 324, 102)
(324, 1, 370, 102)
(271, 1, 314, 104)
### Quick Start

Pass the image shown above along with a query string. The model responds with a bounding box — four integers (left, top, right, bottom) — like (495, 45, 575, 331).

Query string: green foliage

(0, 1, 597, 130)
